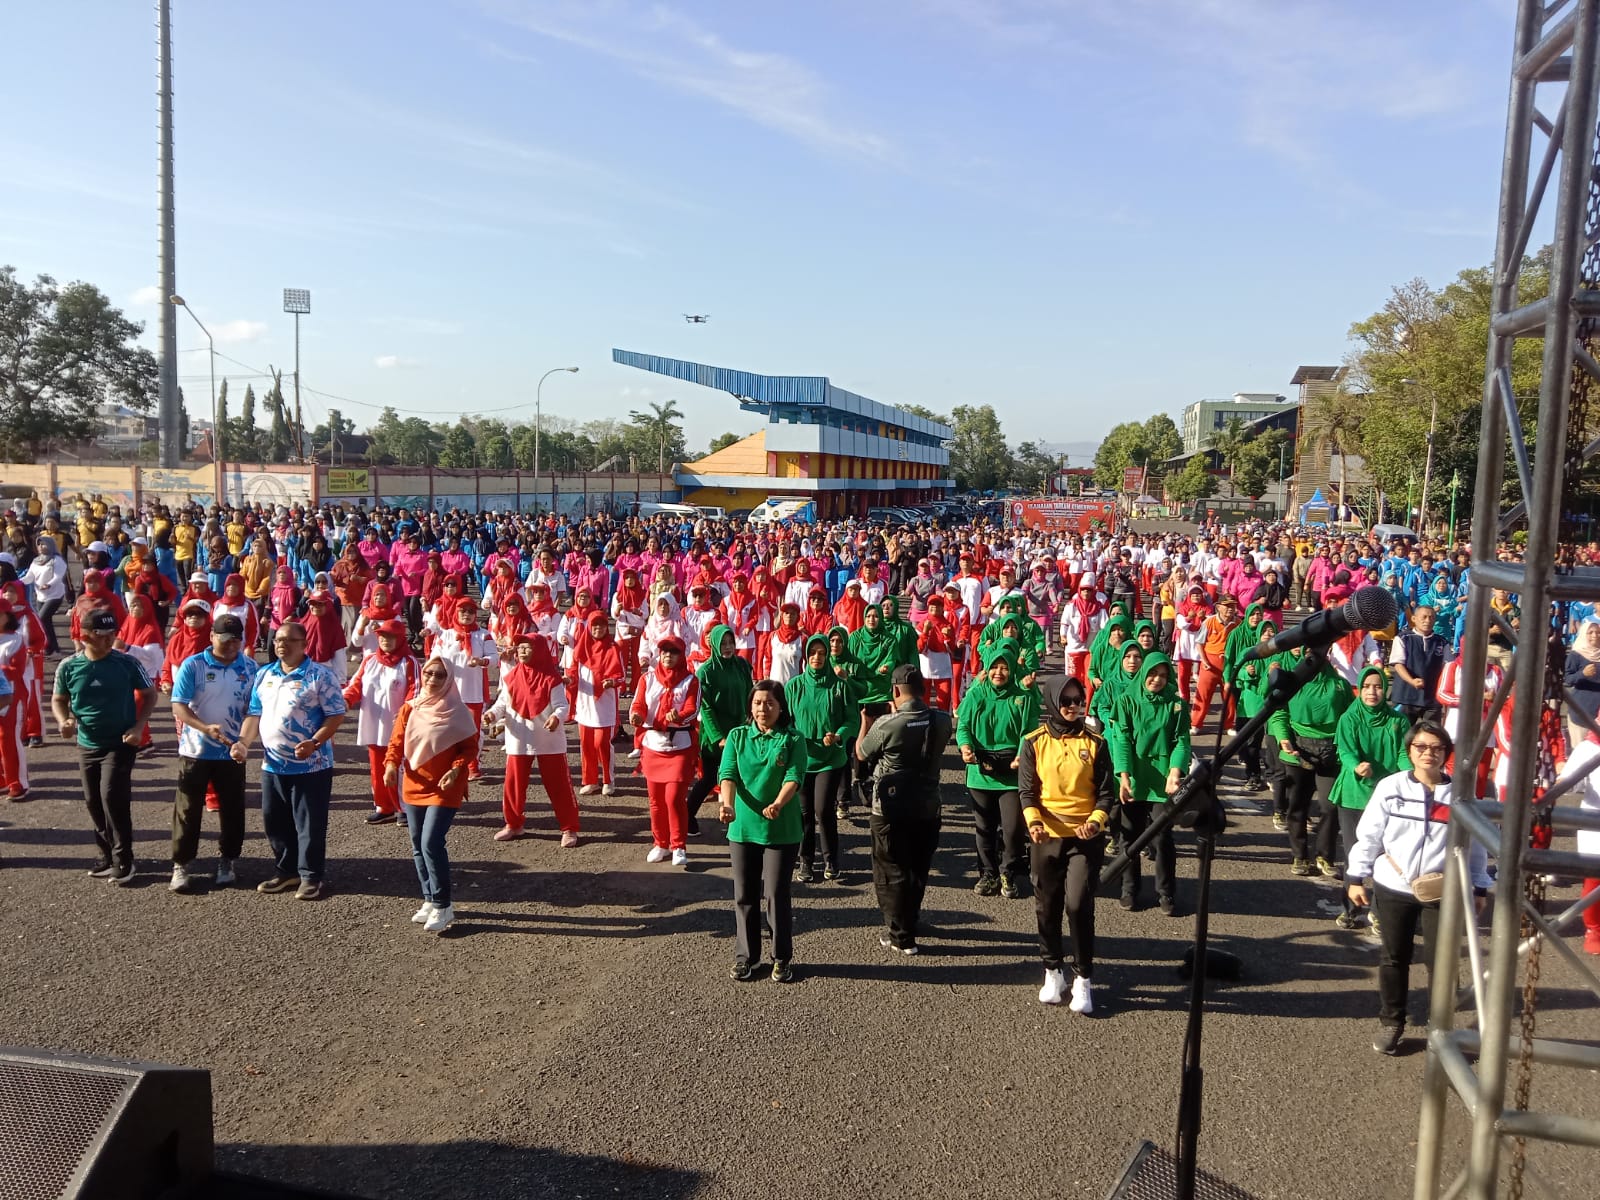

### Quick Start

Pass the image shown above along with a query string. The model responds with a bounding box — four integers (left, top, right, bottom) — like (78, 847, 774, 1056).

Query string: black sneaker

(687, 815, 701, 838)
(770, 959, 794, 984)
(1290, 858, 1315, 877)
(1246, 776, 1266, 793)
(1335, 912, 1361, 931)
(879, 935, 919, 957)
(1119, 892, 1136, 910)
(364, 810, 396, 825)
(1373, 1022, 1404, 1056)
(822, 863, 841, 882)
(794, 860, 815, 883)
(1158, 895, 1178, 917)
(729, 962, 755, 982)
(108, 863, 136, 886)
(86, 862, 116, 879)
(256, 874, 299, 894)
(295, 880, 323, 901)
(973, 872, 1001, 896)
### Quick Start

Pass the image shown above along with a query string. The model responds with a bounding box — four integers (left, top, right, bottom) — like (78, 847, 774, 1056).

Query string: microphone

(1242, 585, 1397, 662)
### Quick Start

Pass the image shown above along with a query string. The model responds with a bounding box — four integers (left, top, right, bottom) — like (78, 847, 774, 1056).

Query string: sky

(1, 0, 1531, 460)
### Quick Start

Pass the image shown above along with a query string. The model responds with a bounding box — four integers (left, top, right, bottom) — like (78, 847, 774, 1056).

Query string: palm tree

(628, 399, 685, 475)
(1302, 387, 1366, 525)
(1206, 416, 1253, 497)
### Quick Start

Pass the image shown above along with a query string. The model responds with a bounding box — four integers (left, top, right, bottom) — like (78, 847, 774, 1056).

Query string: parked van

(636, 502, 701, 520)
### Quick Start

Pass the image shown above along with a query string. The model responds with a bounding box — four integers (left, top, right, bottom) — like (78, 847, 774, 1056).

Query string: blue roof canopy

(612, 348, 953, 440)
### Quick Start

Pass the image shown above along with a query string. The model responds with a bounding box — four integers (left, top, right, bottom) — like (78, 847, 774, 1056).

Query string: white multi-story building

(1179, 393, 1297, 453)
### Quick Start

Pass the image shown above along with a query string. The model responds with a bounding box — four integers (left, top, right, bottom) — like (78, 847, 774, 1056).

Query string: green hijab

(696, 624, 754, 746)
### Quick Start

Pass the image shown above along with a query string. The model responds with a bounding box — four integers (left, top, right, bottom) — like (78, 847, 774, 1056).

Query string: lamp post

(283, 288, 310, 459)
(534, 366, 580, 481)
(1448, 469, 1461, 550)
(170, 295, 216, 461)
(1401, 377, 1440, 534)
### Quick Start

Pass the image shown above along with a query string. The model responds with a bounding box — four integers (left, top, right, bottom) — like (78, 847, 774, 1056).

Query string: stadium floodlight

(282, 288, 311, 314)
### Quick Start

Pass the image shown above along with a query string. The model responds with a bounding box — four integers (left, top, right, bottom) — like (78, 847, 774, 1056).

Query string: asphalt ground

(1, 636, 1597, 1199)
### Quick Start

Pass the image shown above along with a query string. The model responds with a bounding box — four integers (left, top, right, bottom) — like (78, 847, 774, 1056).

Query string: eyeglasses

(1411, 742, 1448, 756)
(422, 669, 448, 680)
(1058, 699, 1085, 710)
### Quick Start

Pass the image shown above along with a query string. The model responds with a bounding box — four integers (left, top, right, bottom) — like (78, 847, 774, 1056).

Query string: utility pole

(156, 0, 180, 467)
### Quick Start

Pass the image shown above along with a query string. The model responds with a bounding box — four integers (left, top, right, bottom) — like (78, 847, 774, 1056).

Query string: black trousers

(730, 840, 799, 966)
(685, 743, 723, 812)
(1265, 737, 1289, 817)
(1113, 799, 1177, 903)
(172, 756, 246, 864)
(1337, 806, 1364, 915)
(968, 786, 1027, 880)
(800, 768, 844, 867)
(36, 596, 62, 654)
(1238, 720, 1265, 780)
(1283, 737, 1338, 861)
(1373, 884, 1440, 1026)
(870, 811, 940, 947)
(1032, 833, 1106, 976)
(80, 742, 138, 869)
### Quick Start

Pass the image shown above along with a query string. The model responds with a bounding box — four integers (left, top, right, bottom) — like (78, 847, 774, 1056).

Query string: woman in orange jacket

(384, 657, 479, 934)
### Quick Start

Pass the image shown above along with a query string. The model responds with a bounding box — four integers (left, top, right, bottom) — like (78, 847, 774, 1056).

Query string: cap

(88, 540, 108, 553)
(180, 598, 212, 615)
(85, 608, 119, 634)
(890, 664, 924, 689)
(375, 619, 407, 638)
(132, 536, 148, 546)
(212, 614, 244, 639)
(189, 572, 208, 584)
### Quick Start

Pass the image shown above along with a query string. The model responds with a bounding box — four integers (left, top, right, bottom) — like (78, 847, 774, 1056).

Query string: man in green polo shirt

(53, 608, 157, 885)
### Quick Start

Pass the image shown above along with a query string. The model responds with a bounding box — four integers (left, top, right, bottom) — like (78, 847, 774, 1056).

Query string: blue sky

(2, 0, 1525, 459)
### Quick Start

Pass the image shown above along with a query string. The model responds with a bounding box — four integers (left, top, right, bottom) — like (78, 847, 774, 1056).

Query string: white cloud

(129, 285, 162, 307)
(482, 1, 894, 161)
(213, 320, 269, 345)
(374, 354, 424, 370)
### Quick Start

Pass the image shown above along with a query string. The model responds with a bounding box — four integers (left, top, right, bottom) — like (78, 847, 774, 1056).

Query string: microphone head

(1346, 585, 1399, 631)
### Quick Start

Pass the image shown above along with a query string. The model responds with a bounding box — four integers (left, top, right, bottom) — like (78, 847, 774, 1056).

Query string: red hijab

(832, 582, 866, 632)
(118, 594, 165, 648)
(166, 600, 213, 663)
(503, 634, 562, 717)
(574, 612, 623, 683)
(303, 589, 346, 661)
(647, 637, 692, 726)
(615, 569, 645, 613)
(1, 581, 49, 652)
(498, 594, 533, 643)
(774, 603, 803, 643)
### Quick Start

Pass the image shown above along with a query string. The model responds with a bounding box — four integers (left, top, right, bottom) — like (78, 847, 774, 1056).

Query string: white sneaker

(1069, 975, 1095, 1015)
(1224, 728, 1238, 739)
(626, 748, 641, 760)
(423, 903, 455, 933)
(168, 864, 192, 893)
(671, 848, 688, 868)
(646, 846, 669, 864)
(602, 783, 615, 796)
(1038, 968, 1067, 1005)
(579, 784, 599, 796)
(411, 902, 435, 924)
(214, 858, 236, 887)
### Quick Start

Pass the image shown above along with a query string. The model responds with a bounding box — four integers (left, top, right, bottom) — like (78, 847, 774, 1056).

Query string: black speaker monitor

(0, 1046, 213, 1200)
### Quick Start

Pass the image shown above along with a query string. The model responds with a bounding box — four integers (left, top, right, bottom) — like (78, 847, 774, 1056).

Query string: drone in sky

(683, 314, 710, 324)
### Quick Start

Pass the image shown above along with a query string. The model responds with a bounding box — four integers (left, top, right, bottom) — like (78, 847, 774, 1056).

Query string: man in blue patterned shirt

(169, 613, 257, 893)
(232, 620, 347, 900)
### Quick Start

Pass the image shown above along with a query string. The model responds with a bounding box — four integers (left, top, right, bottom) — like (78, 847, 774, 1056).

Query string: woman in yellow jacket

(384, 658, 479, 934)
(1019, 674, 1116, 1014)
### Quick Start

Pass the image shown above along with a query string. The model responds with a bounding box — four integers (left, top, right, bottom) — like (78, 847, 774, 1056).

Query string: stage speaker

(1104, 1141, 1261, 1200)
(0, 1046, 212, 1200)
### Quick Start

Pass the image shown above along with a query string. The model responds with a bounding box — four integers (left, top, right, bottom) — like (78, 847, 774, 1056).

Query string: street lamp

(534, 366, 580, 481)
(283, 288, 310, 459)
(1401, 377, 1439, 534)
(170, 295, 216, 462)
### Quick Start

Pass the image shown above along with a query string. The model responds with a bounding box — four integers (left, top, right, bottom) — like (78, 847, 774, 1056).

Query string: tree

(1142, 413, 1182, 464)
(439, 420, 477, 468)
(264, 370, 291, 463)
(474, 418, 513, 469)
(1165, 455, 1216, 507)
(366, 407, 404, 464)
(947, 404, 1012, 492)
(898, 403, 950, 426)
(708, 431, 741, 454)
(235, 384, 262, 461)
(214, 379, 231, 460)
(1206, 415, 1254, 491)
(626, 399, 686, 475)
(1092, 421, 1150, 489)
(0, 267, 158, 459)
(1011, 440, 1059, 493)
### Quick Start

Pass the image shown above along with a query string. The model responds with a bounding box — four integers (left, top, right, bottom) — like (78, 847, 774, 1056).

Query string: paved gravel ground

(1, 656, 1597, 1199)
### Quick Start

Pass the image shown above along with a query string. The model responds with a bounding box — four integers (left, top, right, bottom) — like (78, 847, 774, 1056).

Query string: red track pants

(1190, 662, 1235, 731)
(1066, 651, 1091, 687)
(503, 752, 580, 832)
(647, 778, 688, 851)
(1176, 659, 1196, 702)
(0, 696, 27, 795)
(927, 677, 952, 712)
(1583, 879, 1600, 938)
(466, 702, 484, 776)
(367, 744, 400, 814)
(579, 724, 614, 786)
(619, 637, 640, 688)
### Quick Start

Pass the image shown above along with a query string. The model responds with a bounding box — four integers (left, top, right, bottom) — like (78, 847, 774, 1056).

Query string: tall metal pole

(534, 366, 579, 503)
(156, 0, 180, 468)
(293, 312, 302, 460)
(174, 301, 216, 461)
(1418, 388, 1439, 534)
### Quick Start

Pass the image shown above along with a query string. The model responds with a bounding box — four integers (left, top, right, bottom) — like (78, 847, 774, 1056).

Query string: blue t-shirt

(247, 658, 347, 775)
(171, 649, 259, 760)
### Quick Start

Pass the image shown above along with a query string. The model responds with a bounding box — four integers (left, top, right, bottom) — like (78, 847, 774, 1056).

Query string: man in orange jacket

(1189, 593, 1239, 735)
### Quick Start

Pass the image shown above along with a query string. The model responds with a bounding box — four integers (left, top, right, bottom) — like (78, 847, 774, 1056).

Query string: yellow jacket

(1017, 723, 1114, 837)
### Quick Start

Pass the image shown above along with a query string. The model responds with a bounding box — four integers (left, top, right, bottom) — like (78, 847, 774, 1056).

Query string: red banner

(1122, 465, 1146, 495)
(1008, 498, 1119, 534)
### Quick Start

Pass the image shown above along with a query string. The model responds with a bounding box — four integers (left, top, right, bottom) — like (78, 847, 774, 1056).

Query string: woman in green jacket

(1088, 614, 1133, 700)
(686, 624, 753, 837)
(719, 679, 807, 982)
(1109, 652, 1192, 914)
(1089, 640, 1144, 738)
(996, 613, 1041, 684)
(881, 594, 921, 667)
(955, 641, 1040, 898)
(785, 633, 858, 881)
(1266, 646, 1354, 877)
(851, 604, 903, 733)
(1223, 605, 1272, 793)
(1330, 665, 1409, 928)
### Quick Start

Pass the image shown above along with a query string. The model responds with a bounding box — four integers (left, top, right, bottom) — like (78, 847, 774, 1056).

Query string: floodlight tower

(283, 288, 310, 458)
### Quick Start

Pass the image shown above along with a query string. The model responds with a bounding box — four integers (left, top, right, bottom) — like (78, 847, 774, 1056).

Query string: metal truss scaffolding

(1414, 2, 1600, 1197)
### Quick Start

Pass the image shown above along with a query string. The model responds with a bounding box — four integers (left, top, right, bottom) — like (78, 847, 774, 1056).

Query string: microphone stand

(1100, 647, 1329, 1200)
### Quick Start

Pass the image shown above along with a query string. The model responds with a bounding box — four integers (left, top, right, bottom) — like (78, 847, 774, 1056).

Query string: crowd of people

(2, 491, 1594, 1048)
